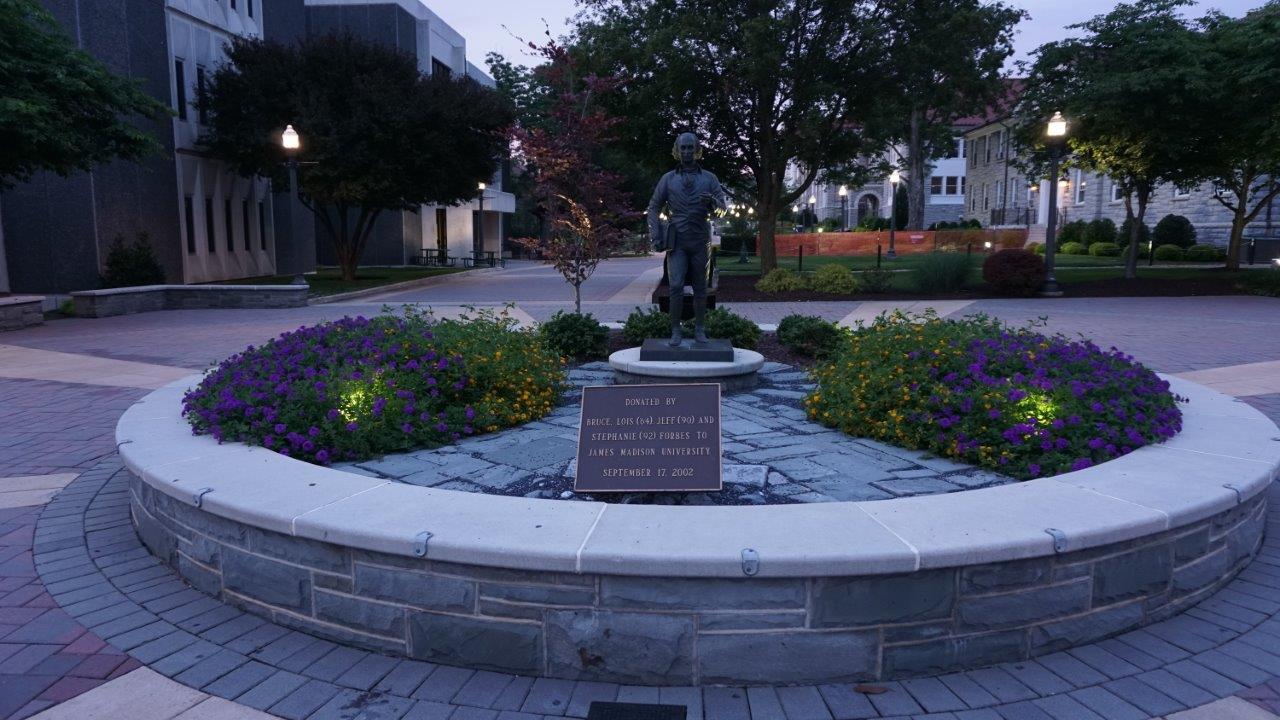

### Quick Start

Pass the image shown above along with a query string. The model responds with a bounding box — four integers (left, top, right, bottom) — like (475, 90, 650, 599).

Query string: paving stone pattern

(0, 504, 140, 720)
(28, 456, 1280, 718)
(342, 363, 1012, 506)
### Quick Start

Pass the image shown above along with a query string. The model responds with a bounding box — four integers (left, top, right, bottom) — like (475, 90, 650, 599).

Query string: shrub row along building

(0, 0, 513, 295)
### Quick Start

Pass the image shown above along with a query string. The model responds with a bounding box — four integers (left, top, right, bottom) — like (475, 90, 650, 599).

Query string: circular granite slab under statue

(608, 343, 764, 391)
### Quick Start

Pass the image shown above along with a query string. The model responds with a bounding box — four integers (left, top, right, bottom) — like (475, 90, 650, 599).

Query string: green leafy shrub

(805, 312, 1181, 479)
(859, 266, 895, 293)
(1153, 244, 1186, 261)
(755, 267, 807, 292)
(1059, 241, 1087, 255)
(1027, 242, 1045, 255)
(183, 307, 564, 464)
(622, 306, 671, 344)
(1184, 244, 1225, 262)
(1057, 220, 1089, 245)
(689, 307, 760, 349)
(1088, 242, 1122, 257)
(1239, 269, 1280, 297)
(1152, 214, 1196, 248)
(1083, 219, 1117, 246)
(913, 252, 973, 294)
(809, 264, 860, 294)
(102, 233, 165, 288)
(539, 311, 608, 360)
(1118, 217, 1151, 249)
(982, 249, 1045, 297)
(777, 315, 845, 357)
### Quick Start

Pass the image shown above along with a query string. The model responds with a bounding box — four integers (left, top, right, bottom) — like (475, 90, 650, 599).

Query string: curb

(310, 266, 503, 305)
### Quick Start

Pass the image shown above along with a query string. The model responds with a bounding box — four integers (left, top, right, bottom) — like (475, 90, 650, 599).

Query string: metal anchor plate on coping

(741, 548, 760, 576)
(1044, 528, 1068, 554)
(412, 531, 433, 558)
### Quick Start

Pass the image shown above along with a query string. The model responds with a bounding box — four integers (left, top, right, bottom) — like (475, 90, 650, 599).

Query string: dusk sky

(426, 0, 1262, 72)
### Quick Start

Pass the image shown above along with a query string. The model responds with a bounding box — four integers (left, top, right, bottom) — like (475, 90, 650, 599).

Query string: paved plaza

(1, 259, 1280, 719)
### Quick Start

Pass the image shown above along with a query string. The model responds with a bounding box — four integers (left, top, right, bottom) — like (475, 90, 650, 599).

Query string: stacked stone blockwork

(129, 471, 1266, 686)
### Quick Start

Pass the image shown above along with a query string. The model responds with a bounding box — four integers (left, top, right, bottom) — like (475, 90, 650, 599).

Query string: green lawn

(219, 266, 462, 297)
(716, 252, 1132, 276)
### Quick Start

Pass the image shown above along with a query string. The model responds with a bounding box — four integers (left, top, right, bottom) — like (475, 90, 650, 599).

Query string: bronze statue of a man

(647, 133, 727, 346)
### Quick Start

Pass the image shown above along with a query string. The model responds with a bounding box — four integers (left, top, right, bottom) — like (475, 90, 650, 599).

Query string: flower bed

(183, 308, 564, 464)
(805, 312, 1182, 479)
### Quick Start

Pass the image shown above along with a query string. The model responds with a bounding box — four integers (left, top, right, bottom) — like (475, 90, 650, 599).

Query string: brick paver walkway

(0, 287, 1277, 719)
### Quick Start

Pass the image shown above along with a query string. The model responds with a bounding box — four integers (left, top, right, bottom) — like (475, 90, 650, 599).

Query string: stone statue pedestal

(609, 343, 763, 392)
(638, 338, 734, 362)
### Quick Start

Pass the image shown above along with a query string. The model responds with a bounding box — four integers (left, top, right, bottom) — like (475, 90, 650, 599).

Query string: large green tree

(199, 35, 513, 281)
(1014, 0, 1207, 279)
(875, 0, 1025, 230)
(1188, 3, 1280, 269)
(0, 0, 167, 188)
(575, 0, 891, 272)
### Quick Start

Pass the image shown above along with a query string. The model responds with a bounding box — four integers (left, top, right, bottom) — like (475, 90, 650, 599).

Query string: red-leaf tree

(512, 37, 636, 314)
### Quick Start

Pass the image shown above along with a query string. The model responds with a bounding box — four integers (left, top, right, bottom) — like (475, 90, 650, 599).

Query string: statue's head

(671, 132, 702, 165)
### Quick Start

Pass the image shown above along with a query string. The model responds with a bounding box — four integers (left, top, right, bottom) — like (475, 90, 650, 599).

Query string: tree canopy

(873, 0, 1025, 230)
(574, 0, 892, 272)
(0, 0, 168, 189)
(198, 34, 513, 280)
(1014, 0, 1208, 278)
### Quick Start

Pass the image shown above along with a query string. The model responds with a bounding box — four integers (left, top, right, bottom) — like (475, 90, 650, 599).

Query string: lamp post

(475, 181, 486, 264)
(738, 207, 753, 263)
(808, 194, 816, 233)
(887, 168, 901, 258)
(280, 125, 306, 285)
(1041, 111, 1068, 296)
(838, 185, 848, 231)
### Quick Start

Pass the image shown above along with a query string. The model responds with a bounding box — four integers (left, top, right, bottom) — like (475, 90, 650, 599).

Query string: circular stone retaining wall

(120, 375, 1280, 686)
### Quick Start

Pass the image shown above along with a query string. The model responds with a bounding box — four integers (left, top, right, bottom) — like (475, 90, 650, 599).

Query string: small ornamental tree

(198, 35, 513, 281)
(513, 38, 635, 313)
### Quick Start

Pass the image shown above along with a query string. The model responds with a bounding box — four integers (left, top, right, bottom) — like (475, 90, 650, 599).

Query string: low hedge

(1153, 244, 1186, 261)
(183, 308, 565, 465)
(1088, 242, 1122, 257)
(1185, 244, 1225, 262)
(809, 264, 860, 294)
(777, 314, 844, 357)
(1059, 241, 1087, 256)
(756, 268, 807, 292)
(539, 311, 608, 360)
(805, 312, 1182, 479)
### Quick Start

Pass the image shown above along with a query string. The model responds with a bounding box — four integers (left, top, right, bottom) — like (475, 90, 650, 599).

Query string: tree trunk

(1123, 189, 1150, 281)
(907, 108, 926, 230)
(757, 207, 779, 273)
(1226, 202, 1247, 271)
(574, 280, 582, 314)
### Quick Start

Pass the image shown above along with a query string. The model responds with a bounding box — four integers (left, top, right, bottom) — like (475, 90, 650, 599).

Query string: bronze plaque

(575, 383, 722, 493)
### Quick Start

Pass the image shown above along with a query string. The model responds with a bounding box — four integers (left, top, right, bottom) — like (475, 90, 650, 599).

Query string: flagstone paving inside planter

(335, 362, 1012, 506)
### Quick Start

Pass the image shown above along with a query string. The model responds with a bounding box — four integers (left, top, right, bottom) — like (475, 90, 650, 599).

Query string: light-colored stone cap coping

(118, 374, 1280, 579)
(71, 285, 307, 297)
(0, 295, 45, 306)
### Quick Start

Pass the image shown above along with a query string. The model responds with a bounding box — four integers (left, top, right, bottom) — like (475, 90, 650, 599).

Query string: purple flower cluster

(182, 315, 485, 465)
(808, 314, 1184, 480)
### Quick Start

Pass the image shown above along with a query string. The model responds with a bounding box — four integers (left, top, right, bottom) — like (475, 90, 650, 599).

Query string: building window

(174, 59, 187, 120)
(224, 199, 234, 251)
(984, 136, 993, 164)
(1073, 169, 1086, 204)
(1173, 184, 1193, 198)
(196, 67, 208, 124)
(204, 198, 216, 252)
(230, 0, 236, 9)
(1111, 182, 1124, 202)
(184, 196, 195, 253)
(258, 202, 267, 250)
(249, 0, 253, 17)
(960, 177, 966, 195)
(242, 200, 251, 250)
(431, 58, 452, 78)
(996, 180, 1004, 207)
(946, 176, 958, 195)
(995, 130, 1006, 160)
(930, 176, 943, 195)
(982, 184, 990, 210)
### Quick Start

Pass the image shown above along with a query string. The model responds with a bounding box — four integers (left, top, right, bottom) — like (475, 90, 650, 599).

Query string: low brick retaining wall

(119, 376, 1280, 685)
(72, 284, 308, 318)
(0, 295, 44, 331)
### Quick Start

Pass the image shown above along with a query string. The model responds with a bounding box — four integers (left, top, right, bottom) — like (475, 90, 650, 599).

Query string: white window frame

(1073, 169, 1086, 204)
(1110, 182, 1125, 203)
(1172, 184, 1193, 199)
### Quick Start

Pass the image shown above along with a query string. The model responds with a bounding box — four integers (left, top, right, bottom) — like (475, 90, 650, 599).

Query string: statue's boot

(668, 292, 684, 347)
(693, 297, 709, 344)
